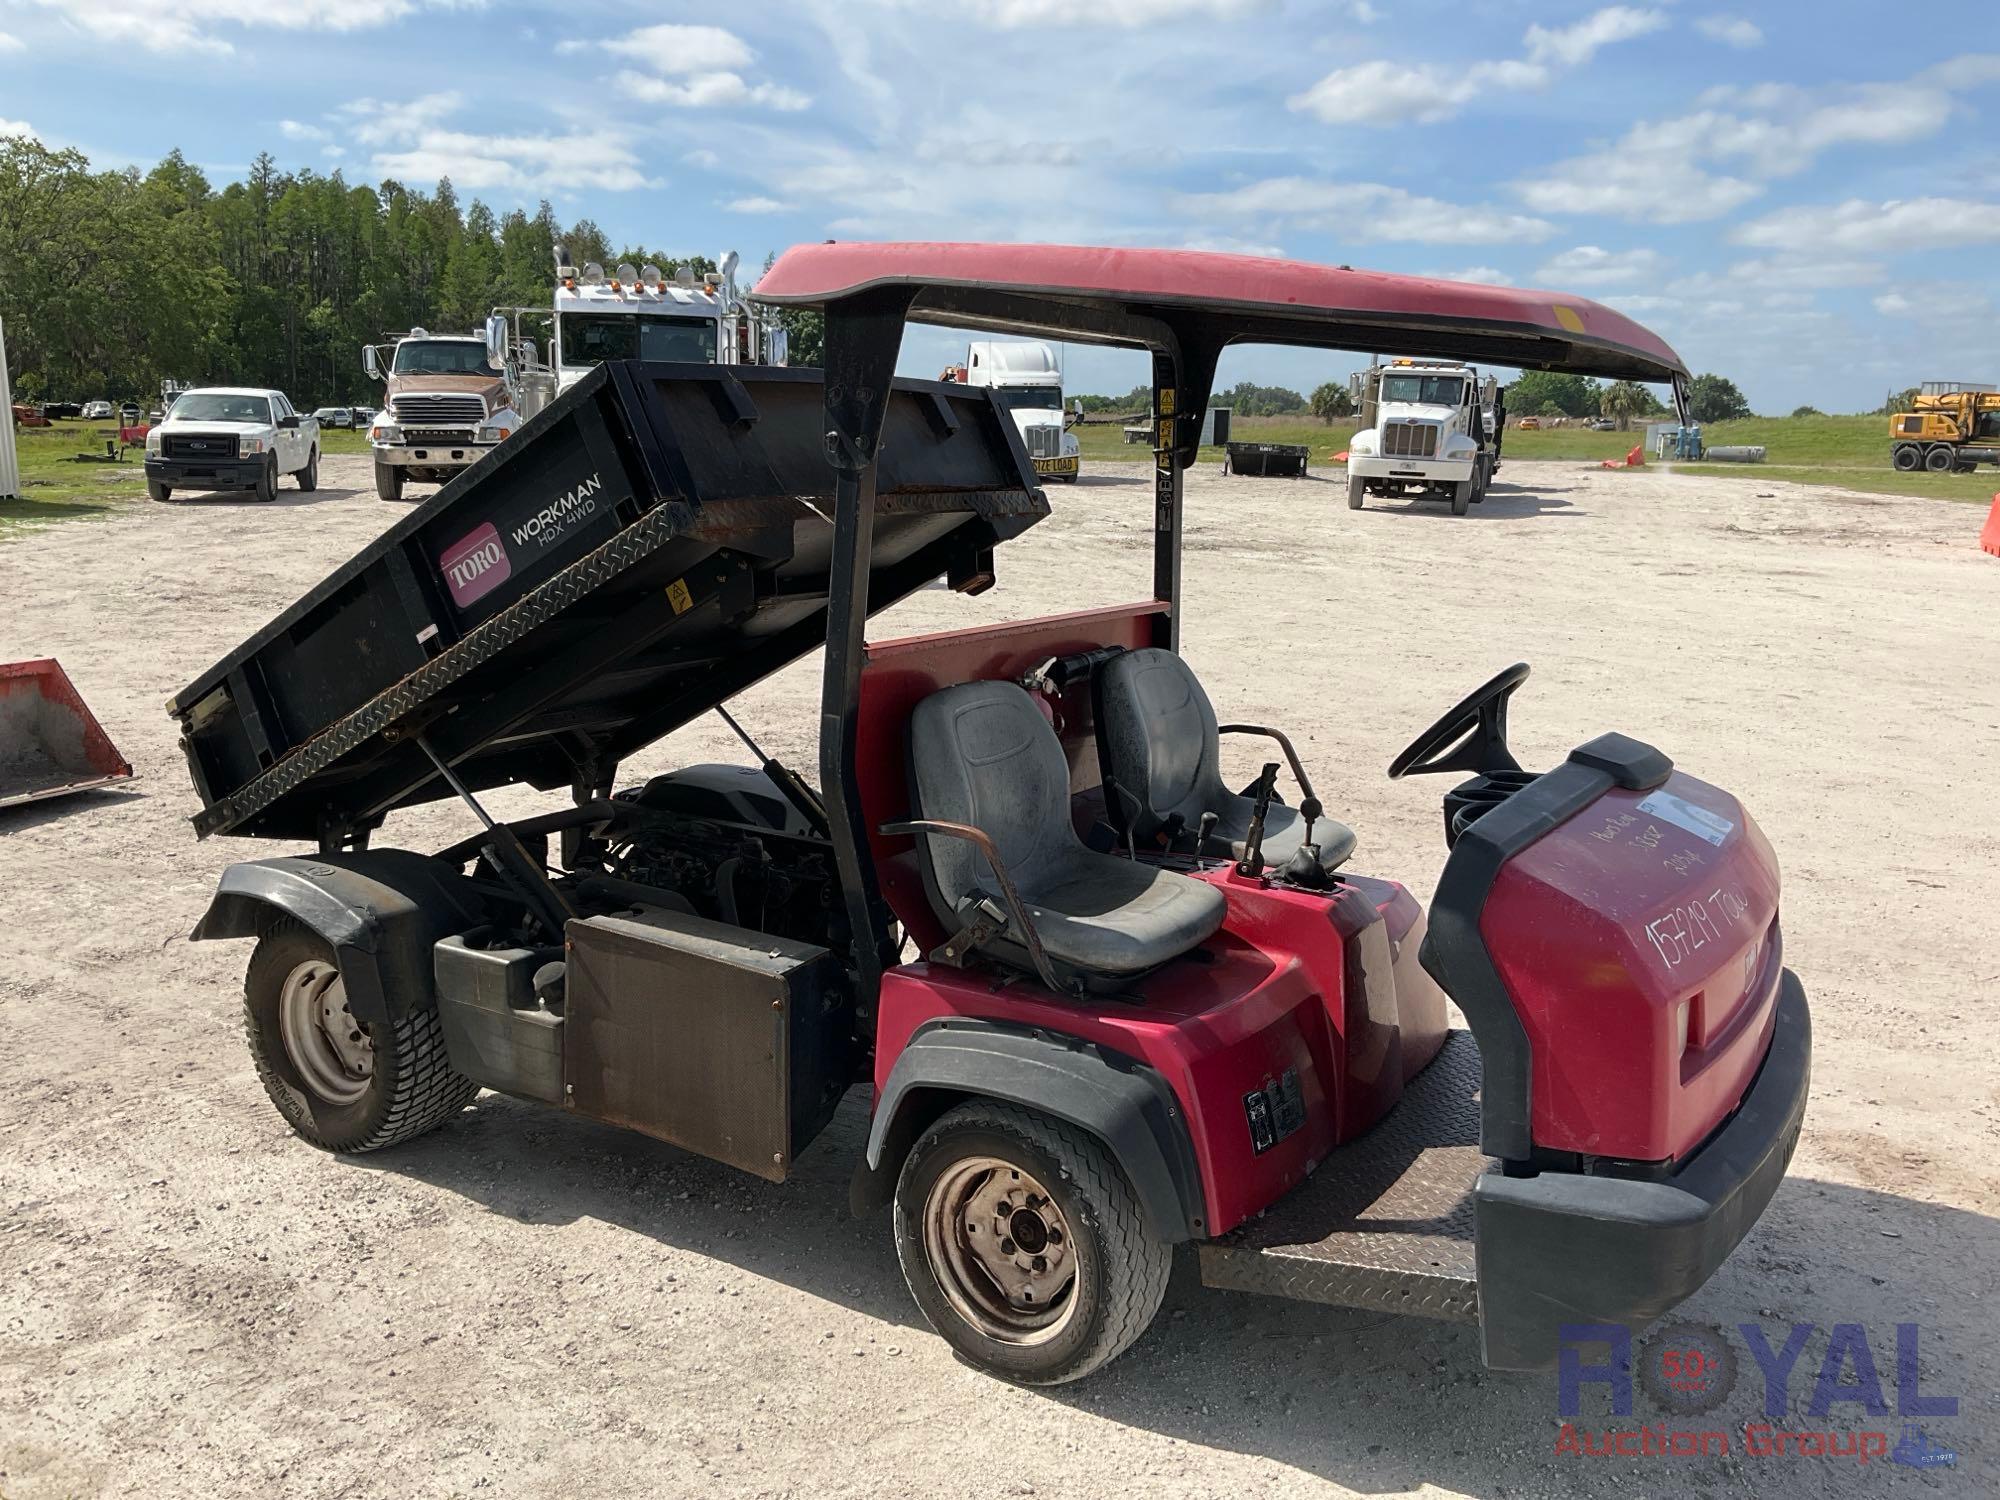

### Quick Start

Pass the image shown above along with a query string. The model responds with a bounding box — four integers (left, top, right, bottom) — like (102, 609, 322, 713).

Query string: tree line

(0, 136, 733, 407)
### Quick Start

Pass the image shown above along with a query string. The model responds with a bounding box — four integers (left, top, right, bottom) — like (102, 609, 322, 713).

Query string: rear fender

(854, 1019, 1207, 1242)
(191, 850, 485, 1026)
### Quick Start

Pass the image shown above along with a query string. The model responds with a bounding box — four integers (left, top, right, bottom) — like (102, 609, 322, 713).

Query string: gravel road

(2, 456, 1995, 1497)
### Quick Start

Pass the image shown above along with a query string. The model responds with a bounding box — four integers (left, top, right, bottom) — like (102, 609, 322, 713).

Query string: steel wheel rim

(276, 960, 373, 1105)
(922, 1155, 1079, 1346)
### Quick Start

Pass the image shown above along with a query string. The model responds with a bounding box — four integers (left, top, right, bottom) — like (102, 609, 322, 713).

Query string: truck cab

(364, 329, 525, 503)
(1346, 360, 1499, 515)
(948, 341, 1082, 482)
(546, 249, 785, 396)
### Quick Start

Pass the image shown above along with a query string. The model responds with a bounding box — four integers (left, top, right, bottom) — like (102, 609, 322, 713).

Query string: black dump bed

(171, 362, 1046, 840)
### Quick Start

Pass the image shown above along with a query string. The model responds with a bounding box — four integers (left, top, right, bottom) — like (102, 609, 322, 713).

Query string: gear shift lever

(1196, 810, 1218, 858)
(1236, 764, 1280, 876)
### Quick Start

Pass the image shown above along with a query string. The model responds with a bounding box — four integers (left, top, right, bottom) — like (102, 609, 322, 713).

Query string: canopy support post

(818, 287, 916, 1016)
(1149, 329, 1222, 653)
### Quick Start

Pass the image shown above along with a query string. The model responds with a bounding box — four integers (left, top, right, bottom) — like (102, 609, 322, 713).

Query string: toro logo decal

(439, 522, 512, 609)
(510, 471, 603, 550)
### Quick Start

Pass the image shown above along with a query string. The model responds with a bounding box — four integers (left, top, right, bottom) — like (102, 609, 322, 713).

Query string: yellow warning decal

(666, 578, 694, 614)
(1158, 389, 1176, 415)
(1552, 304, 1587, 334)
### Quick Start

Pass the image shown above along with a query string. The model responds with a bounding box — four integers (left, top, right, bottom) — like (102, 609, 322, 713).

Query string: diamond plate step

(1197, 1029, 1489, 1322)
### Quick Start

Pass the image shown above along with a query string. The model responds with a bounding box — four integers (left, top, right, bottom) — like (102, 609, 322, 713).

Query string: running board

(1197, 1030, 1487, 1323)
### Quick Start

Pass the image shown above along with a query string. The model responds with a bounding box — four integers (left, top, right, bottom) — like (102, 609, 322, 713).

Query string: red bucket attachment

(1981, 495, 2000, 558)
(0, 659, 136, 809)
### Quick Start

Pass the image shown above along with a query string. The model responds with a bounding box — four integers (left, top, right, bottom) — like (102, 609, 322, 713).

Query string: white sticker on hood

(1637, 790, 1734, 847)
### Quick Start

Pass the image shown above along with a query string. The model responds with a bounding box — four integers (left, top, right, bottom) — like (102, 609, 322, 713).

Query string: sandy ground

(2, 456, 1996, 1498)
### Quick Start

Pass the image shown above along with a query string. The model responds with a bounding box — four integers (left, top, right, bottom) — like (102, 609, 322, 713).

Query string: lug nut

(999, 1238, 1016, 1255)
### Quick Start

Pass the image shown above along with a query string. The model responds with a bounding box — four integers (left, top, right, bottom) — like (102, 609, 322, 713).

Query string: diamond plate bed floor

(1197, 1029, 1488, 1322)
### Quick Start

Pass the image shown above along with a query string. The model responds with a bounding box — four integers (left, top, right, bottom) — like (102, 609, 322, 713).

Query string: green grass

(2, 421, 145, 535)
(1075, 411, 1999, 502)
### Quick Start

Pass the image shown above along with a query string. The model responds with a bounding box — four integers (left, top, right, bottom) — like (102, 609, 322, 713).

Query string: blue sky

(4, 1, 1997, 411)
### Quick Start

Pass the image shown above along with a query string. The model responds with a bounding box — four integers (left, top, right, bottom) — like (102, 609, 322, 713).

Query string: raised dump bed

(169, 361, 1046, 842)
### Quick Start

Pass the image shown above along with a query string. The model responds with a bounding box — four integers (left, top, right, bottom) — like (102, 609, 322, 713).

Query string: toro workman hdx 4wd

(172, 245, 1808, 1385)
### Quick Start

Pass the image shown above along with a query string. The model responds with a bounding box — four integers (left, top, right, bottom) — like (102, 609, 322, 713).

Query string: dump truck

(942, 341, 1082, 482)
(363, 325, 535, 503)
(1889, 381, 2000, 473)
(1346, 359, 1501, 514)
(172, 246, 1806, 1388)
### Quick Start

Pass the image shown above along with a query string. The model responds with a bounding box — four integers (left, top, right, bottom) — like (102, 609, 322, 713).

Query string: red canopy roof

(755, 241, 1686, 385)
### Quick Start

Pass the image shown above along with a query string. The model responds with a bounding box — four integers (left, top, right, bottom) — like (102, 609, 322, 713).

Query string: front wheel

(1347, 475, 1366, 509)
(1450, 479, 1473, 515)
(296, 447, 318, 491)
(894, 1101, 1171, 1385)
(147, 480, 172, 502)
(254, 455, 278, 503)
(374, 461, 404, 502)
(243, 919, 478, 1152)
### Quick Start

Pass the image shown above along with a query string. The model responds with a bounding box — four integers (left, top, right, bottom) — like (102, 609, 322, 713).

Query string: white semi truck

(530, 246, 786, 396)
(1345, 359, 1501, 515)
(944, 341, 1081, 483)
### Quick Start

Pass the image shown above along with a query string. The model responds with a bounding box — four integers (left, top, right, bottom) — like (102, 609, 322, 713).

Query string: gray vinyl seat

(1096, 648, 1357, 872)
(908, 680, 1227, 982)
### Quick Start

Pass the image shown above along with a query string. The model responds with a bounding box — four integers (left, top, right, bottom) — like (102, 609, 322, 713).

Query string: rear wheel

(1924, 445, 1956, 473)
(374, 461, 404, 502)
(296, 447, 318, 491)
(1450, 479, 1473, 515)
(254, 455, 278, 503)
(894, 1101, 1171, 1385)
(243, 919, 477, 1152)
(1347, 475, 1365, 509)
(1891, 444, 1922, 472)
(147, 480, 172, 502)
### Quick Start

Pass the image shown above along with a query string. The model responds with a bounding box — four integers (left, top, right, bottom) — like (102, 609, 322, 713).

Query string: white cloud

(1533, 245, 1663, 286)
(1716, 256, 1885, 289)
(599, 23, 753, 75)
(1179, 178, 1553, 243)
(0, 31, 23, 53)
(279, 119, 329, 142)
(684, 148, 721, 169)
(1515, 53, 2000, 224)
(1419, 266, 1514, 285)
(1291, 58, 1548, 126)
(333, 92, 657, 195)
(1181, 235, 1286, 257)
(724, 195, 790, 214)
(22, 0, 474, 51)
(0, 118, 36, 140)
(1873, 292, 1912, 316)
(951, 0, 1268, 25)
(614, 71, 809, 111)
(1524, 6, 1666, 67)
(1695, 15, 1763, 48)
(567, 24, 810, 112)
(1733, 197, 2000, 253)
(1295, 6, 1660, 126)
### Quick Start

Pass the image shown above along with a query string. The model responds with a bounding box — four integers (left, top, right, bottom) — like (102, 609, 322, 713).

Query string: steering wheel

(1387, 663, 1531, 780)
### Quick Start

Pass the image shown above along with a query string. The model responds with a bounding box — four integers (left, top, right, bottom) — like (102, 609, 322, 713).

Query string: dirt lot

(3, 456, 1996, 1498)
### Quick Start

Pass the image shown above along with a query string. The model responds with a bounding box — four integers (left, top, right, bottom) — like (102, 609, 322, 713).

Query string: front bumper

(1474, 969, 1811, 1369)
(1032, 454, 1080, 476)
(145, 456, 265, 490)
(374, 438, 493, 469)
(1350, 454, 1474, 484)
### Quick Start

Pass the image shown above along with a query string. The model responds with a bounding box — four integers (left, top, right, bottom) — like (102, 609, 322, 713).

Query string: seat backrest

(1095, 648, 1224, 843)
(908, 680, 1076, 913)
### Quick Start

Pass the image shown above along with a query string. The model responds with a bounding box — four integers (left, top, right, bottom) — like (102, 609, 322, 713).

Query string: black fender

(856, 1018, 1208, 1242)
(190, 850, 485, 1026)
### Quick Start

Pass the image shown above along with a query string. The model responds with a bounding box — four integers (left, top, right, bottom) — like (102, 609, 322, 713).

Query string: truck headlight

(145, 430, 163, 456)
(372, 424, 402, 444)
(240, 436, 268, 455)
(478, 423, 512, 443)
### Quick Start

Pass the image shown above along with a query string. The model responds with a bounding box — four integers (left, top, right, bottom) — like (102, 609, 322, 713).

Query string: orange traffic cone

(1981, 495, 2000, 558)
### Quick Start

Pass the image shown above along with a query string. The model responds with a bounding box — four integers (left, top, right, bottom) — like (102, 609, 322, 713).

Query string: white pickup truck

(144, 387, 319, 503)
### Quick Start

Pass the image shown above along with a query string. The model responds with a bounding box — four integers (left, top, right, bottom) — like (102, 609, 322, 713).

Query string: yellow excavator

(1890, 381, 2000, 472)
